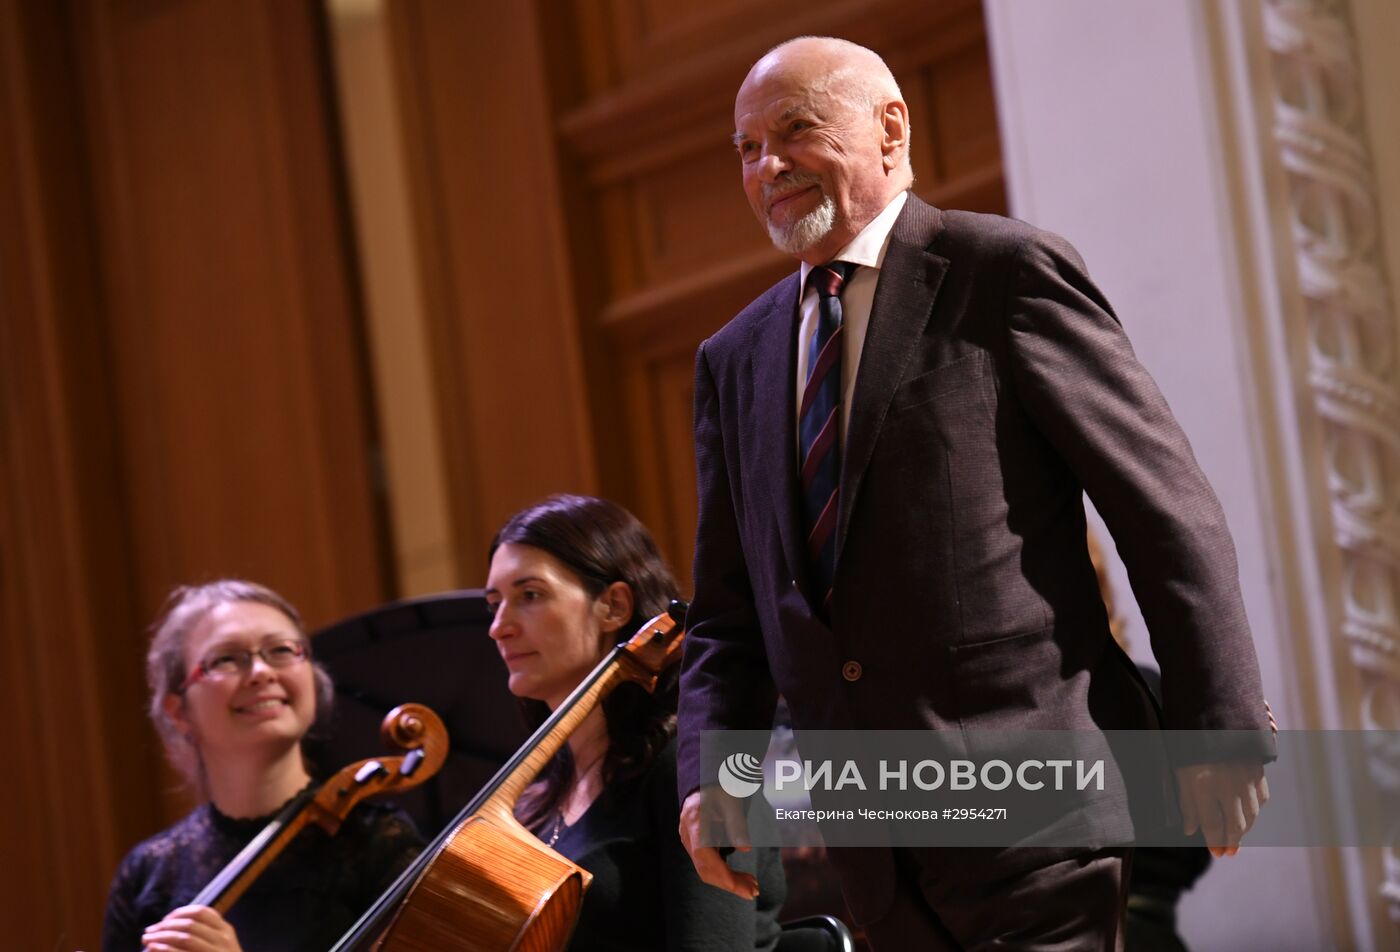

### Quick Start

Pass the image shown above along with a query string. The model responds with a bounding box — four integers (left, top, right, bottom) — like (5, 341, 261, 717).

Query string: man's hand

(1175, 760, 1269, 857)
(679, 786, 759, 899)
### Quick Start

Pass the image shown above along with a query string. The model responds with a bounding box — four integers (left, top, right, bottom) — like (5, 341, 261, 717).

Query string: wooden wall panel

(325, 3, 461, 596)
(629, 146, 763, 286)
(78, 0, 390, 639)
(930, 43, 1003, 182)
(388, 0, 599, 585)
(1, 1, 154, 947)
(618, 0, 813, 80)
(1, 2, 394, 945)
(622, 342, 702, 585)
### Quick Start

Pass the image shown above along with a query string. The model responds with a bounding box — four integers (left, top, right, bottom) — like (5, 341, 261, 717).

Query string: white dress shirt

(795, 190, 909, 456)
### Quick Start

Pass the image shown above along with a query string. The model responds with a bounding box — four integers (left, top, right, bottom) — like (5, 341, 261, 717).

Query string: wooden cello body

(333, 602, 686, 952)
(365, 784, 588, 952)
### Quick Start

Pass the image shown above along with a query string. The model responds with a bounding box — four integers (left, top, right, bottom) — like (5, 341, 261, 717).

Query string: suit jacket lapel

(836, 197, 949, 565)
(751, 273, 808, 588)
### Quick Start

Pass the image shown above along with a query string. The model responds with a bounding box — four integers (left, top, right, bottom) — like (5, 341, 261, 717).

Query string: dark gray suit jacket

(677, 195, 1273, 923)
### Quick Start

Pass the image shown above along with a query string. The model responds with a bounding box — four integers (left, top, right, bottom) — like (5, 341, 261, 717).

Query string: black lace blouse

(101, 794, 422, 952)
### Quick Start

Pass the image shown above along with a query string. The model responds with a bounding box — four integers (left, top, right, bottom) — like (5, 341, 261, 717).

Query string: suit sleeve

(676, 340, 779, 797)
(1003, 230, 1274, 763)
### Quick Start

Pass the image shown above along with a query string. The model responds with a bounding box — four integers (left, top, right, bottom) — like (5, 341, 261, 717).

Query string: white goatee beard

(764, 178, 837, 254)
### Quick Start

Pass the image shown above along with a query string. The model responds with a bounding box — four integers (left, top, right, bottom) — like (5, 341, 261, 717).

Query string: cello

(186, 703, 448, 915)
(331, 601, 686, 952)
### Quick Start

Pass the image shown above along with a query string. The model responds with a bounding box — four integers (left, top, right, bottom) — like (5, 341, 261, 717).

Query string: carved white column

(1262, 0, 1400, 927)
(986, 0, 1400, 942)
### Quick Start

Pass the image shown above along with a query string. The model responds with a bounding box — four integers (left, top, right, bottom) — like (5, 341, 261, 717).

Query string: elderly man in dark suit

(675, 36, 1274, 950)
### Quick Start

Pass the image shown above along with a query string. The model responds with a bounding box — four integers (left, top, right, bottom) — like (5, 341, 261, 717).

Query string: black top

(102, 794, 422, 952)
(546, 741, 785, 951)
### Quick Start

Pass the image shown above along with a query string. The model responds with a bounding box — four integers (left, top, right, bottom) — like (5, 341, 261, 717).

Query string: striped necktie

(799, 261, 855, 615)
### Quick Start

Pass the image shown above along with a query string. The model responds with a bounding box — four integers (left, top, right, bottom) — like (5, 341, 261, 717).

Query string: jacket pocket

(948, 622, 1107, 727)
(891, 351, 988, 412)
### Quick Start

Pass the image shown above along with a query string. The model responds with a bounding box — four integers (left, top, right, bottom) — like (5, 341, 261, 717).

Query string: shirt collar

(799, 190, 909, 293)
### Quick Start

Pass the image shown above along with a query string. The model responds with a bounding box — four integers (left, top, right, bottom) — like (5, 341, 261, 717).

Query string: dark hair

(147, 579, 335, 792)
(489, 494, 680, 830)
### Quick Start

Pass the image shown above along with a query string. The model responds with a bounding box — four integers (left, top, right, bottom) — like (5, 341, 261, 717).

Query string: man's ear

(879, 99, 911, 172)
(596, 581, 636, 637)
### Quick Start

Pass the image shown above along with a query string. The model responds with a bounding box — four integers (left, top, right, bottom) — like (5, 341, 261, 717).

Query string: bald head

(733, 37, 913, 263)
(757, 37, 906, 119)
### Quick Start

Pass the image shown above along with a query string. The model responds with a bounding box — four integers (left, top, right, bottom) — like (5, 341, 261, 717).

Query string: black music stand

(304, 590, 530, 840)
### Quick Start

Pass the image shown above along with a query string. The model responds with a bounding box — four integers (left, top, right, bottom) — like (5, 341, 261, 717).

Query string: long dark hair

(489, 494, 680, 830)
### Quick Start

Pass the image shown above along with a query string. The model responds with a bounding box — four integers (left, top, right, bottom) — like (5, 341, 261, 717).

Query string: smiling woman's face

(485, 542, 619, 709)
(166, 600, 316, 760)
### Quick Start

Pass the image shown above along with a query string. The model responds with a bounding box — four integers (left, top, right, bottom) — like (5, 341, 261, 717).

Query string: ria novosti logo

(717, 752, 764, 798)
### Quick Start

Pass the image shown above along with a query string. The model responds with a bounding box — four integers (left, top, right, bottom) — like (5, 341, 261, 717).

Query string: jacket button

(842, 661, 862, 682)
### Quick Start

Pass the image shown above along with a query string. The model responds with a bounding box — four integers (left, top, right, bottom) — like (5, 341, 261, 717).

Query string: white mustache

(762, 172, 824, 207)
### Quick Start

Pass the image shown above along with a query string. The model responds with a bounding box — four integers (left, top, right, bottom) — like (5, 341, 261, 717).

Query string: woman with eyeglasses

(101, 579, 422, 952)
(485, 494, 785, 951)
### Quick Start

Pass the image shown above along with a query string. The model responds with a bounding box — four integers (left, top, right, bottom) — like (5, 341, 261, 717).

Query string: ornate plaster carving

(1263, 0, 1400, 925)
